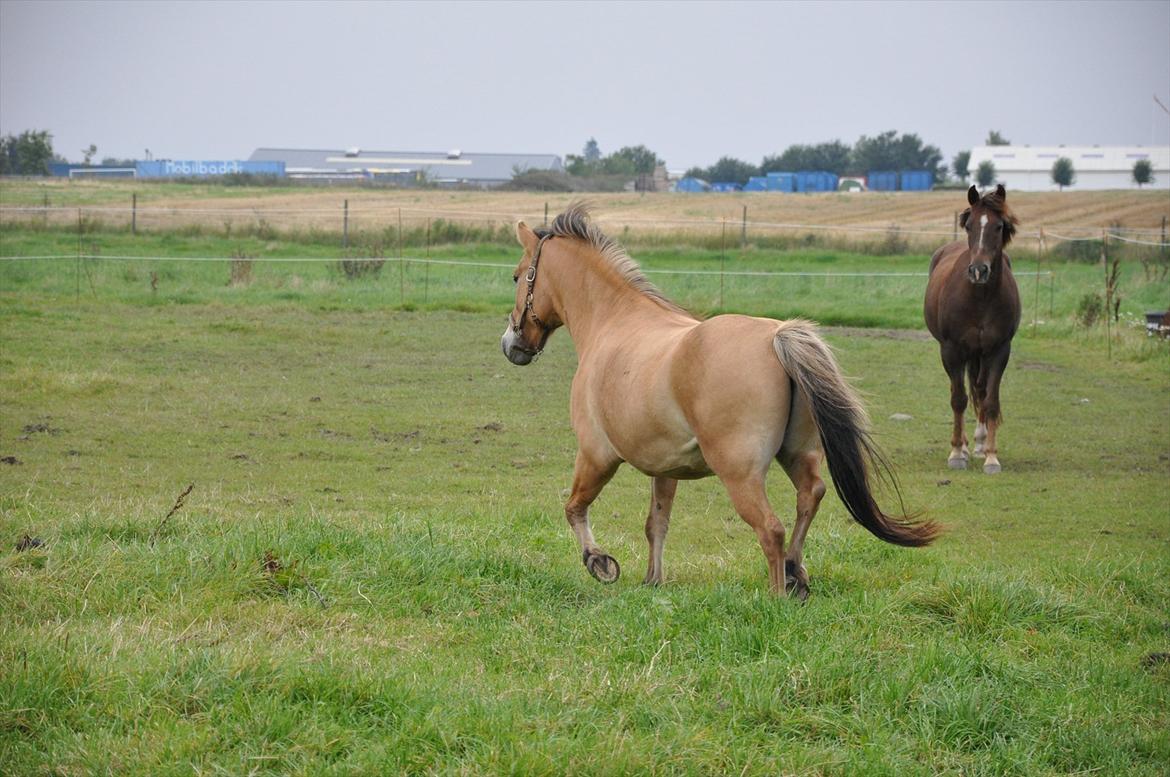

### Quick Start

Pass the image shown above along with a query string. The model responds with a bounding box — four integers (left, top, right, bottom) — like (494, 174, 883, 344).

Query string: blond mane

(536, 202, 695, 319)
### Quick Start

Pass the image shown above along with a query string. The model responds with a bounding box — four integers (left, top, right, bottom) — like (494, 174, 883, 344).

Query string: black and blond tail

(773, 320, 940, 547)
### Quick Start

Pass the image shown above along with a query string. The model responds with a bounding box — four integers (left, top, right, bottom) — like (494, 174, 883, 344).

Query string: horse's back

(669, 315, 795, 465)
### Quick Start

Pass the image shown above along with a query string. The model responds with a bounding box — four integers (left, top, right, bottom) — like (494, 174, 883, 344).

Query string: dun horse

(500, 204, 938, 598)
(924, 185, 1021, 474)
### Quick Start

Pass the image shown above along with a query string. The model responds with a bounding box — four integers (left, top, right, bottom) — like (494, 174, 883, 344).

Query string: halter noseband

(509, 234, 554, 355)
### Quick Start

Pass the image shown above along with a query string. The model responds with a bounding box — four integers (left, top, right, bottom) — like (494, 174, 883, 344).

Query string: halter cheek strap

(510, 235, 554, 353)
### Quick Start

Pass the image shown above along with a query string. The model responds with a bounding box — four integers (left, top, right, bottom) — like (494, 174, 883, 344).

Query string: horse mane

(959, 190, 1020, 245)
(536, 202, 696, 318)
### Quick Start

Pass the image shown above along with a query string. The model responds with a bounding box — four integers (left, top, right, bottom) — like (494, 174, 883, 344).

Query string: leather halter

(509, 234, 554, 355)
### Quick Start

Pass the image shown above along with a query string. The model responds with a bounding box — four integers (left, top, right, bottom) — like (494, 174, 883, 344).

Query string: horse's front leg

(566, 450, 622, 583)
(941, 345, 969, 469)
(643, 476, 678, 586)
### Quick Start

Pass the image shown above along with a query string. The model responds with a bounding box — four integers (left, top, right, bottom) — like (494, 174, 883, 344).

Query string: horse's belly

(624, 435, 712, 480)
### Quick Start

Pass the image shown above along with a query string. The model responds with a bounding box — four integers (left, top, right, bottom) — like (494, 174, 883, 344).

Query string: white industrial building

(967, 145, 1170, 191)
(248, 147, 562, 187)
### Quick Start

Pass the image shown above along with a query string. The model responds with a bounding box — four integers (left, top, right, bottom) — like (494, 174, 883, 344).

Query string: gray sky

(2, 0, 1168, 170)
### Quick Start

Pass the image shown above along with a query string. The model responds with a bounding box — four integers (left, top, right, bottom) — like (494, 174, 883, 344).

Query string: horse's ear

(515, 220, 538, 253)
(995, 183, 1006, 200)
(959, 209, 971, 229)
(967, 185, 979, 206)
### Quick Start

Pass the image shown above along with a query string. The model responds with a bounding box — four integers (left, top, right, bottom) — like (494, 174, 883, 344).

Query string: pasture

(2, 185, 1169, 774)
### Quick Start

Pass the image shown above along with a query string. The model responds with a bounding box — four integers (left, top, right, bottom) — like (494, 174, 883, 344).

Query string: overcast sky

(2, 0, 1168, 170)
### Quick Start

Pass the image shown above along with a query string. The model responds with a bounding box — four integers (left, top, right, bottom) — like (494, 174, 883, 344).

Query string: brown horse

(500, 204, 938, 598)
(924, 185, 1021, 474)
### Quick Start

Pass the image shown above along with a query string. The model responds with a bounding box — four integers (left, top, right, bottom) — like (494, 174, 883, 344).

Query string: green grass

(1, 282, 1168, 774)
(3, 225, 1168, 333)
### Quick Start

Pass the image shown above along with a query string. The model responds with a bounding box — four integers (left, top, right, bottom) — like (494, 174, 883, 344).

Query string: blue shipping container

(868, 171, 898, 191)
(710, 182, 741, 193)
(675, 177, 709, 193)
(136, 160, 286, 178)
(744, 176, 769, 191)
(900, 170, 933, 191)
(765, 172, 795, 192)
(795, 171, 838, 193)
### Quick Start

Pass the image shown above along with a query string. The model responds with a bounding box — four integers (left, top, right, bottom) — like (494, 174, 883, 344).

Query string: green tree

(761, 141, 851, 175)
(976, 160, 997, 188)
(602, 145, 662, 175)
(690, 156, 758, 186)
(0, 130, 55, 175)
(583, 138, 601, 164)
(1051, 157, 1075, 190)
(82, 143, 97, 165)
(986, 130, 1011, 146)
(1132, 159, 1154, 187)
(566, 143, 663, 178)
(952, 150, 971, 181)
(850, 131, 944, 182)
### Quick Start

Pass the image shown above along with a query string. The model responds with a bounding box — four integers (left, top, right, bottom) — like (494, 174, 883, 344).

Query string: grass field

(2, 226, 1169, 340)
(2, 183, 1169, 774)
(2, 288, 1168, 774)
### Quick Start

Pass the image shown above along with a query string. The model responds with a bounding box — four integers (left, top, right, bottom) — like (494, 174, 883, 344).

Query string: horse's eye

(512, 274, 519, 284)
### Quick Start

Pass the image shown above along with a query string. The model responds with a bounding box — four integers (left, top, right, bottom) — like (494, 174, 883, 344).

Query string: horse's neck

(551, 253, 677, 356)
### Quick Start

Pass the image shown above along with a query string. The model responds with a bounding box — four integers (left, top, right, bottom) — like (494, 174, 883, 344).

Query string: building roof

(969, 145, 1170, 173)
(247, 147, 562, 183)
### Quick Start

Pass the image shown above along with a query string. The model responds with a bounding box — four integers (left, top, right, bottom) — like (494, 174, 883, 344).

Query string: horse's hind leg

(566, 451, 622, 583)
(777, 450, 825, 601)
(719, 472, 787, 595)
(941, 343, 969, 469)
(980, 343, 1012, 474)
(643, 477, 677, 586)
(967, 357, 987, 456)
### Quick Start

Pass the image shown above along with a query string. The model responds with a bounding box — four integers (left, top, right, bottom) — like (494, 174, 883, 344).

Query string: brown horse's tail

(773, 320, 940, 547)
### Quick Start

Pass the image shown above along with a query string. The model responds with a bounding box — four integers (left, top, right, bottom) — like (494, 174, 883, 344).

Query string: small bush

(1050, 239, 1102, 263)
(337, 242, 386, 280)
(229, 250, 253, 287)
(1076, 293, 1103, 328)
(872, 225, 910, 256)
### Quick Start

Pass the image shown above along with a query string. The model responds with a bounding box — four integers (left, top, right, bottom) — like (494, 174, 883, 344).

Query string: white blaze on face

(977, 214, 989, 254)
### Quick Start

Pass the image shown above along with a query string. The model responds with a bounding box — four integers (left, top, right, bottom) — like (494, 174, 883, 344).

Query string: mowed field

(2, 181, 1169, 774)
(2, 178, 1169, 238)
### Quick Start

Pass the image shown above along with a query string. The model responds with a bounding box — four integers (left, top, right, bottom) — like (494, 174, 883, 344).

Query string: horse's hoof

(973, 446, 985, 458)
(983, 462, 1002, 474)
(584, 551, 620, 583)
(948, 456, 968, 470)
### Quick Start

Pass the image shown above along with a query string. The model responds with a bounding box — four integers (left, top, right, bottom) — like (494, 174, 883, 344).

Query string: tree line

(2, 128, 1157, 191)
(683, 131, 945, 186)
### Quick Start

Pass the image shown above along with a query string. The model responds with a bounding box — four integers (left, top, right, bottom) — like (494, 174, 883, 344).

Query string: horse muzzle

(500, 323, 537, 365)
(967, 262, 991, 285)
